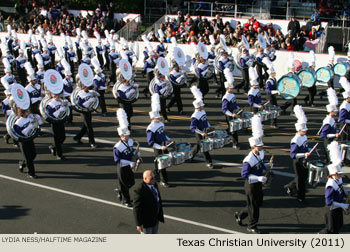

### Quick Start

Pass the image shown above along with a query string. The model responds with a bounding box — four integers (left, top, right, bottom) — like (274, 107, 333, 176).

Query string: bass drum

(149, 77, 173, 99)
(70, 87, 100, 112)
(112, 81, 139, 104)
(316, 66, 334, 83)
(39, 95, 70, 123)
(297, 68, 316, 88)
(277, 73, 302, 100)
(6, 113, 40, 142)
(334, 62, 350, 77)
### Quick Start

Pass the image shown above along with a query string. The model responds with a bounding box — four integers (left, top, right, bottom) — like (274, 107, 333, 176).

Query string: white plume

(37, 26, 44, 35)
(251, 114, 264, 138)
(309, 50, 316, 66)
(249, 67, 258, 81)
(158, 29, 165, 40)
(262, 57, 273, 69)
(117, 108, 129, 129)
(24, 62, 35, 76)
(209, 35, 215, 46)
(328, 141, 342, 165)
(339, 77, 350, 92)
(46, 31, 53, 41)
(35, 53, 43, 66)
(67, 36, 73, 47)
(328, 46, 335, 62)
(104, 30, 111, 41)
(94, 31, 101, 40)
(327, 88, 338, 106)
(61, 58, 71, 71)
(20, 40, 26, 51)
(57, 47, 65, 58)
(151, 93, 161, 112)
(91, 57, 101, 70)
(142, 34, 153, 52)
(2, 58, 11, 69)
(190, 85, 203, 100)
(76, 28, 81, 37)
(28, 29, 33, 40)
(81, 30, 88, 40)
(224, 68, 234, 84)
(293, 105, 307, 124)
(60, 33, 66, 42)
(288, 52, 295, 69)
(170, 37, 177, 47)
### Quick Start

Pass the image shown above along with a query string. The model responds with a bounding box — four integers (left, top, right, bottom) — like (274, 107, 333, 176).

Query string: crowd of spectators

(147, 12, 324, 52)
(2, 0, 128, 38)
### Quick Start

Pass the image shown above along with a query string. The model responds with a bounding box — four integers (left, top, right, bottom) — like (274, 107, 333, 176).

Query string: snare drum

(229, 119, 243, 132)
(156, 154, 172, 170)
(238, 118, 251, 128)
(175, 142, 193, 160)
(171, 151, 185, 165)
(199, 139, 213, 152)
(340, 142, 350, 164)
(211, 130, 228, 138)
(334, 62, 350, 77)
(316, 66, 334, 83)
(297, 68, 316, 88)
(209, 137, 225, 149)
(258, 111, 268, 121)
(264, 105, 280, 119)
(306, 160, 326, 187)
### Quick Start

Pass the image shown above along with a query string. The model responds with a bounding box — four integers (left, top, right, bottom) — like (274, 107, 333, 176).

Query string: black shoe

(49, 145, 56, 156)
(234, 212, 243, 226)
(3, 135, 9, 144)
(122, 201, 133, 207)
(19, 162, 26, 173)
(247, 227, 261, 234)
(160, 181, 171, 188)
(102, 112, 107, 117)
(57, 155, 66, 160)
(284, 185, 292, 196)
(270, 125, 279, 129)
(178, 110, 183, 115)
(73, 137, 82, 144)
(164, 119, 171, 123)
(206, 163, 214, 169)
(143, 89, 149, 98)
(167, 107, 171, 112)
(90, 144, 97, 149)
(114, 188, 123, 201)
(27, 174, 38, 179)
(297, 197, 305, 203)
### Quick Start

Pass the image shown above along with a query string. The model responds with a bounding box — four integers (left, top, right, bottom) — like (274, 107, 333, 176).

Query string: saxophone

(264, 155, 274, 185)
(132, 140, 142, 171)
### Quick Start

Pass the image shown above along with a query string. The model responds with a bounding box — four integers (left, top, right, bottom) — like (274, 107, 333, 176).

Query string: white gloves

(258, 176, 267, 183)
(332, 201, 349, 210)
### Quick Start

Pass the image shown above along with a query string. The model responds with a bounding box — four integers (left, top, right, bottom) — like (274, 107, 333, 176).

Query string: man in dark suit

(133, 170, 164, 234)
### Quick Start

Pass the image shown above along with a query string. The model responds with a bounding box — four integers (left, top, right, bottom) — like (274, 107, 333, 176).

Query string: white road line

(0, 174, 241, 234)
(1, 121, 297, 178)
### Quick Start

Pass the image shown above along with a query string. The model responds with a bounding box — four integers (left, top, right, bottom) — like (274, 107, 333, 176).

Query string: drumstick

(306, 143, 319, 159)
(166, 141, 175, 148)
(338, 124, 347, 136)
(263, 101, 270, 106)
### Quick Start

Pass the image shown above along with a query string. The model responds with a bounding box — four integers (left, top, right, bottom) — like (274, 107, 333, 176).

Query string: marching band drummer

(190, 93, 213, 169)
(255, 47, 267, 89)
(24, 63, 42, 116)
(319, 161, 350, 234)
(284, 106, 310, 203)
(194, 55, 210, 98)
(264, 59, 280, 128)
(303, 51, 317, 107)
(222, 69, 240, 149)
(338, 91, 350, 142)
(154, 58, 171, 122)
(167, 61, 184, 115)
(320, 92, 339, 164)
(147, 94, 171, 188)
(235, 136, 268, 234)
(113, 109, 138, 207)
(46, 93, 68, 160)
(73, 70, 97, 149)
(117, 59, 139, 129)
(248, 69, 263, 114)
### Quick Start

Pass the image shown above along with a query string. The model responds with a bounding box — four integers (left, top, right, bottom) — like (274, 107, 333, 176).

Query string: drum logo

(177, 50, 182, 58)
(123, 63, 128, 72)
(161, 61, 165, 68)
(83, 68, 88, 78)
(50, 74, 57, 84)
(17, 89, 23, 100)
(201, 46, 205, 52)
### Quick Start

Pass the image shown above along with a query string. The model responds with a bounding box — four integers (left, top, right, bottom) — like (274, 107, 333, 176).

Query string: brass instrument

(39, 94, 70, 123)
(132, 140, 142, 172)
(70, 75, 100, 112)
(149, 72, 173, 99)
(265, 155, 274, 183)
(112, 70, 139, 103)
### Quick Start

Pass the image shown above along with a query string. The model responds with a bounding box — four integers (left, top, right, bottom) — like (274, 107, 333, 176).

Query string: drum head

(258, 34, 266, 49)
(157, 57, 169, 76)
(241, 35, 250, 50)
(78, 63, 94, 87)
(334, 63, 349, 77)
(197, 42, 208, 60)
(44, 69, 63, 94)
(119, 59, 132, 81)
(277, 74, 301, 100)
(11, 84, 30, 110)
(298, 69, 316, 88)
(316, 67, 333, 83)
(173, 47, 186, 66)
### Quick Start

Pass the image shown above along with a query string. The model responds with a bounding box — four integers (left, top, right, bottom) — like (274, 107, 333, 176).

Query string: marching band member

(11, 34, 20, 58)
(235, 115, 267, 234)
(264, 58, 280, 128)
(56, 56, 66, 78)
(338, 91, 350, 141)
(1, 59, 18, 88)
(320, 89, 339, 163)
(108, 44, 120, 84)
(248, 67, 263, 114)
(31, 40, 41, 67)
(217, 51, 233, 98)
(25, 30, 34, 67)
(92, 58, 107, 116)
(4, 46, 15, 69)
(81, 48, 92, 67)
(75, 34, 82, 64)
(103, 31, 111, 70)
(47, 33, 57, 68)
(24, 63, 42, 115)
(208, 36, 218, 84)
(222, 68, 240, 149)
(121, 40, 137, 67)
(237, 48, 251, 93)
(303, 50, 317, 107)
(35, 54, 45, 85)
(281, 52, 298, 115)
(319, 152, 349, 234)
(167, 61, 184, 115)
(66, 39, 77, 77)
(62, 64, 75, 124)
(41, 44, 51, 70)
(154, 71, 170, 122)
(255, 47, 267, 89)
(1, 88, 12, 144)
(156, 38, 167, 57)
(73, 73, 97, 148)
(190, 86, 213, 169)
(143, 46, 149, 62)
(284, 105, 310, 203)
(47, 93, 68, 160)
(113, 109, 138, 207)
(15, 49, 27, 85)
(194, 54, 210, 98)
(94, 32, 104, 67)
(142, 51, 157, 97)
(147, 94, 171, 187)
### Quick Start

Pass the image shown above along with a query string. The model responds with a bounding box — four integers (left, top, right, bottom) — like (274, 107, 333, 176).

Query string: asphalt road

(0, 70, 349, 234)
